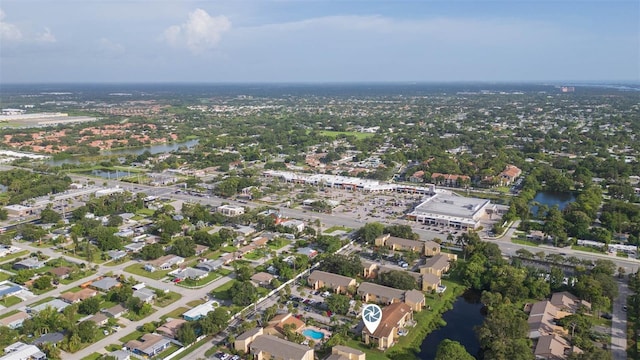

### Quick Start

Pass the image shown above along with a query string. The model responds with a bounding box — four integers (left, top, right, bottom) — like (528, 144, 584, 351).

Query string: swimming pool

(302, 329, 325, 340)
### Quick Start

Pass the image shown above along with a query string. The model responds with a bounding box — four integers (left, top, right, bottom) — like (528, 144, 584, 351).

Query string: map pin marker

(362, 304, 382, 334)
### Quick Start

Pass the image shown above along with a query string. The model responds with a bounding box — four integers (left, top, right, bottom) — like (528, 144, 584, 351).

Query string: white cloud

(36, 27, 56, 43)
(0, 8, 23, 42)
(162, 8, 231, 54)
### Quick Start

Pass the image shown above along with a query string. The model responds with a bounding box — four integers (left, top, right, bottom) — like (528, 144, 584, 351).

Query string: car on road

(623, 305, 628, 311)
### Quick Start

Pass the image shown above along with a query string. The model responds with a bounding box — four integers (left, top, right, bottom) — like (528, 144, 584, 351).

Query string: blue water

(302, 329, 324, 340)
(418, 292, 484, 359)
(530, 191, 576, 217)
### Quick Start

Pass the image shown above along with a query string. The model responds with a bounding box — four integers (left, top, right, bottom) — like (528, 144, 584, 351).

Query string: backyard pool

(302, 329, 325, 340)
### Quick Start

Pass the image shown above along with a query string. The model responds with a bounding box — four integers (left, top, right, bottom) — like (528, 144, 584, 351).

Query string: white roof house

(183, 300, 218, 321)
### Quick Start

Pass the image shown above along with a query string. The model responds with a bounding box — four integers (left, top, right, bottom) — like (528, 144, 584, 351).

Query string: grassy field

(0, 250, 29, 264)
(80, 353, 102, 360)
(0, 309, 20, 320)
(512, 238, 540, 247)
(186, 299, 206, 307)
(267, 238, 290, 250)
(243, 250, 263, 260)
(162, 306, 190, 320)
(172, 336, 214, 360)
(0, 295, 22, 307)
(124, 263, 172, 280)
(177, 272, 221, 288)
(124, 307, 156, 321)
(119, 330, 145, 343)
(29, 296, 55, 307)
(210, 280, 237, 300)
(156, 344, 181, 358)
(318, 130, 375, 139)
(324, 226, 352, 234)
(0, 272, 11, 282)
(154, 291, 182, 307)
(571, 245, 606, 254)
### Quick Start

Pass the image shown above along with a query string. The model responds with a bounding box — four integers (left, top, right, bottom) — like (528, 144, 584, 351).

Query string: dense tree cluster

(0, 169, 71, 205)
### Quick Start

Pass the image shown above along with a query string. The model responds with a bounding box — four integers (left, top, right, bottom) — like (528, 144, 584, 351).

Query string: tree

(477, 304, 533, 360)
(435, 339, 474, 360)
(355, 222, 385, 244)
(170, 237, 196, 258)
(229, 281, 258, 306)
(106, 214, 123, 227)
(40, 204, 62, 224)
(236, 265, 254, 282)
(77, 320, 97, 343)
(325, 294, 350, 315)
(177, 321, 197, 345)
(40, 342, 62, 360)
(33, 275, 52, 290)
(78, 296, 101, 315)
(378, 270, 418, 290)
(318, 254, 362, 278)
(0, 326, 19, 348)
(139, 243, 165, 260)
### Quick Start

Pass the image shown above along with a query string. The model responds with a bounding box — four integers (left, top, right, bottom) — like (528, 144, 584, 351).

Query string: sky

(0, 0, 638, 83)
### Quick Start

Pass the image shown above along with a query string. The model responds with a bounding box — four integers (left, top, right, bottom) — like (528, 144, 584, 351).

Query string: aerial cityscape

(1, 1, 639, 360)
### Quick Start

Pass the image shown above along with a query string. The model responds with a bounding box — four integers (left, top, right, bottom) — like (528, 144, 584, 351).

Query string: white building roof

(182, 300, 217, 320)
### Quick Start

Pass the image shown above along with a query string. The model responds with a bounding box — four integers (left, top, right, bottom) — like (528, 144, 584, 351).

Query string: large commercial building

(407, 193, 495, 230)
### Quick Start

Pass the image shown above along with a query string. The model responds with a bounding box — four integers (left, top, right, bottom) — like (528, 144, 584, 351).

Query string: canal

(417, 290, 485, 359)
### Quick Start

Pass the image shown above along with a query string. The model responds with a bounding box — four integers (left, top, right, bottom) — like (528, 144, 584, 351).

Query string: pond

(44, 138, 199, 166)
(78, 169, 135, 180)
(530, 191, 577, 217)
(418, 290, 485, 359)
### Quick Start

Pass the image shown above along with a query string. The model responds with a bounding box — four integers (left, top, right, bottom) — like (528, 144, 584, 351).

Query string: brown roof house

(0, 311, 29, 329)
(534, 334, 580, 360)
(125, 333, 171, 358)
(60, 288, 98, 304)
(362, 302, 413, 350)
(235, 327, 264, 353)
(156, 319, 187, 339)
(403, 290, 426, 312)
(264, 313, 305, 337)
(419, 254, 452, 277)
(550, 291, 591, 313)
(250, 272, 275, 287)
(421, 273, 442, 292)
(49, 267, 73, 280)
(357, 282, 404, 305)
(89, 313, 109, 326)
(526, 301, 566, 339)
(249, 334, 314, 360)
(423, 240, 441, 257)
(307, 270, 356, 294)
(374, 234, 424, 253)
(499, 165, 522, 186)
(327, 345, 366, 360)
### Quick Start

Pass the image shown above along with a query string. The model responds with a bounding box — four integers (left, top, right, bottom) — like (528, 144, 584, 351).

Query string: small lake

(418, 291, 484, 359)
(530, 191, 576, 217)
(78, 169, 134, 180)
(45, 139, 199, 166)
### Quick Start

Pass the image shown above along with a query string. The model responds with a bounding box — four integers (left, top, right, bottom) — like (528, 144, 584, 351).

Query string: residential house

(533, 334, 578, 360)
(297, 247, 318, 258)
(250, 272, 275, 287)
(30, 299, 70, 313)
(173, 267, 208, 281)
(328, 346, 366, 360)
(526, 301, 566, 339)
(409, 171, 425, 183)
(421, 273, 442, 292)
(195, 259, 224, 272)
(103, 304, 128, 318)
(124, 242, 146, 253)
(499, 165, 522, 186)
(13, 258, 45, 270)
(419, 254, 451, 277)
(107, 250, 127, 261)
(90, 277, 121, 292)
(48, 266, 72, 280)
(33, 332, 65, 347)
(59, 288, 98, 304)
(148, 255, 184, 271)
(235, 327, 264, 353)
(125, 333, 171, 357)
(183, 300, 217, 321)
(404, 290, 426, 312)
(89, 313, 109, 326)
(430, 173, 471, 187)
(133, 288, 156, 304)
(156, 319, 187, 339)
(0, 311, 29, 329)
(362, 302, 413, 350)
(357, 282, 405, 305)
(550, 291, 591, 313)
(423, 240, 441, 257)
(107, 350, 131, 360)
(374, 234, 423, 253)
(194, 244, 209, 256)
(0, 283, 25, 299)
(249, 334, 314, 360)
(281, 219, 305, 233)
(0, 342, 46, 360)
(307, 270, 356, 294)
(264, 313, 305, 337)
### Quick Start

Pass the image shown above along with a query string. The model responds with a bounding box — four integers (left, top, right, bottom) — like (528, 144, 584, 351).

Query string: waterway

(418, 291, 484, 359)
(78, 169, 134, 180)
(530, 191, 576, 217)
(45, 139, 199, 166)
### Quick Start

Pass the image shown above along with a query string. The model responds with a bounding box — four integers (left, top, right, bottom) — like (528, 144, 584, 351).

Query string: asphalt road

(611, 280, 629, 360)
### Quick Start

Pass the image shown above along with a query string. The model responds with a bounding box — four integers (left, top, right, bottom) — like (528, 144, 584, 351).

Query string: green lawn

(60, 269, 97, 285)
(220, 246, 237, 253)
(30, 296, 55, 307)
(318, 130, 375, 139)
(512, 238, 540, 247)
(124, 263, 172, 280)
(0, 272, 10, 282)
(124, 307, 156, 321)
(156, 344, 181, 358)
(0, 250, 29, 264)
(0, 295, 22, 307)
(119, 330, 145, 343)
(162, 306, 189, 320)
(323, 226, 351, 234)
(267, 238, 290, 250)
(103, 257, 130, 267)
(135, 208, 155, 216)
(210, 280, 237, 300)
(80, 352, 102, 360)
(177, 272, 221, 288)
(186, 299, 206, 307)
(154, 291, 182, 307)
(105, 344, 121, 352)
(171, 336, 214, 360)
(217, 268, 232, 276)
(0, 309, 20, 320)
(571, 245, 605, 254)
(243, 250, 263, 261)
